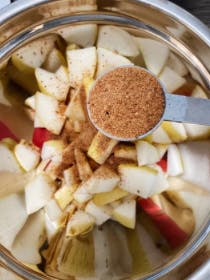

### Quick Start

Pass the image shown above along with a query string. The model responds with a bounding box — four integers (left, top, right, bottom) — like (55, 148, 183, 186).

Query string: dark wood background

(171, 0, 210, 27)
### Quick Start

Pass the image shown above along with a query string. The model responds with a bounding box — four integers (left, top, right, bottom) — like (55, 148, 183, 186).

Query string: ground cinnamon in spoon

(88, 67, 165, 140)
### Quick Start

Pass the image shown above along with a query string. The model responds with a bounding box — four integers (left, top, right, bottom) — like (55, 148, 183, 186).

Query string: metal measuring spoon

(87, 66, 210, 141)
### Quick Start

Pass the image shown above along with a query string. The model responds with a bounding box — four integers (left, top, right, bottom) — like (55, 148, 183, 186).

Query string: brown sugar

(88, 67, 165, 139)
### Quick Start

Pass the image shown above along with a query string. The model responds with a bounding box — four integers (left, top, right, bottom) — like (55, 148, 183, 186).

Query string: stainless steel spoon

(88, 66, 210, 141)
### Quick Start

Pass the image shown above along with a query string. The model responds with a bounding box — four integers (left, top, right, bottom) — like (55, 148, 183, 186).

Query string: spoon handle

(164, 93, 210, 126)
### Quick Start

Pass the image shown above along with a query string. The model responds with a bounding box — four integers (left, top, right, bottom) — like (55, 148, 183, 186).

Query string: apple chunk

(58, 24, 97, 47)
(0, 193, 28, 249)
(85, 201, 110, 225)
(35, 92, 66, 135)
(12, 36, 56, 73)
(161, 121, 187, 143)
(112, 199, 136, 229)
(93, 187, 128, 206)
(97, 25, 139, 57)
(96, 47, 133, 77)
(136, 140, 160, 166)
(67, 47, 97, 88)
(134, 37, 169, 75)
(25, 173, 55, 214)
(43, 48, 66, 72)
(167, 144, 183, 176)
(12, 210, 45, 264)
(0, 142, 21, 173)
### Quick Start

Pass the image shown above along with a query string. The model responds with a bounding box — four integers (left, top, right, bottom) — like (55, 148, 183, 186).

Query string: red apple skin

(32, 128, 52, 148)
(138, 198, 189, 249)
(0, 121, 18, 141)
(157, 158, 167, 172)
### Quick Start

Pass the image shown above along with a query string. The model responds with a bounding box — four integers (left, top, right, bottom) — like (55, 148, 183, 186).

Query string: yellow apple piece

(45, 199, 62, 222)
(73, 185, 92, 204)
(0, 142, 21, 173)
(67, 47, 97, 88)
(88, 132, 118, 164)
(43, 48, 66, 72)
(54, 185, 74, 210)
(63, 165, 79, 189)
(161, 121, 187, 142)
(35, 66, 70, 101)
(97, 25, 139, 57)
(114, 144, 137, 161)
(136, 140, 160, 166)
(41, 139, 66, 162)
(74, 148, 92, 181)
(12, 35, 56, 73)
(96, 47, 133, 77)
(35, 92, 66, 135)
(145, 125, 172, 144)
(167, 144, 183, 176)
(85, 201, 110, 225)
(93, 187, 128, 206)
(112, 199, 136, 229)
(134, 37, 169, 75)
(25, 95, 36, 110)
(159, 66, 186, 92)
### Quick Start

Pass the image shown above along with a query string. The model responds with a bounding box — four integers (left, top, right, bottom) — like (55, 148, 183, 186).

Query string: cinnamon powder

(88, 67, 165, 139)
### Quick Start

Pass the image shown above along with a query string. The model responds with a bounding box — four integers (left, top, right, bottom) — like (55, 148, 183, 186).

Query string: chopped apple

(25, 95, 36, 110)
(114, 144, 137, 161)
(58, 24, 97, 47)
(14, 141, 40, 171)
(0, 121, 18, 141)
(167, 144, 183, 176)
(67, 47, 97, 87)
(82, 165, 120, 194)
(0, 142, 21, 173)
(0, 193, 28, 249)
(136, 140, 160, 166)
(45, 199, 62, 221)
(41, 139, 66, 162)
(63, 165, 79, 188)
(145, 125, 171, 144)
(178, 141, 210, 191)
(192, 85, 208, 99)
(73, 185, 92, 204)
(12, 36, 56, 73)
(35, 92, 66, 135)
(43, 48, 66, 72)
(12, 210, 45, 264)
(134, 38, 169, 75)
(85, 201, 110, 225)
(119, 164, 168, 198)
(0, 80, 12, 107)
(96, 47, 133, 77)
(93, 187, 128, 206)
(74, 148, 92, 181)
(32, 127, 52, 148)
(25, 173, 55, 214)
(167, 53, 188, 76)
(66, 210, 95, 237)
(112, 199, 136, 229)
(161, 121, 187, 142)
(159, 66, 186, 92)
(35, 67, 70, 101)
(97, 25, 139, 57)
(54, 185, 73, 210)
(155, 144, 168, 159)
(88, 132, 118, 164)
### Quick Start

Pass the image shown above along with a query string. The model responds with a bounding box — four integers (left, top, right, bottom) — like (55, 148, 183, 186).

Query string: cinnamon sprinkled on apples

(88, 67, 165, 139)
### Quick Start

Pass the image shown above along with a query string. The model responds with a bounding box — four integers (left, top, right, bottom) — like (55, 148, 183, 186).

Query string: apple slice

(25, 95, 36, 110)
(32, 127, 52, 148)
(161, 121, 187, 143)
(145, 125, 171, 144)
(178, 141, 210, 191)
(67, 47, 97, 88)
(136, 140, 160, 166)
(88, 132, 118, 164)
(41, 139, 66, 162)
(12, 36, 56, 73)
(119, 164, 168, 198)
(57, 24, 97, 47)
(114, 144, 137, 161)
(112, 199, 136, 229)
(167, 144, 183, 176)
(74, 148, 92, 181)
(35, 92, 66, 135)
(159, 66, 186, 93)
(167, 53, 188, 77)
(25, 173, 55, 214)
(43, 48, 66, 72)
(0, 193, 28, 249)
(12, 210, 45, 264)
(54, 185, 73, 210)
(73, 185, 92, 204)
(82, 165, 120, 194)
(45, 199, 62, 221)
(0, 142, 21, 173)
(97, 25, 139, 57)
(35, 67, 70, 101)
(0, 121, 18, 141)
(63, 165, 79, 188)
(134, 38, 169, 75)
(138, 197, 189, 249)
(96, 47, 133, 77)
(93, 187, 128, 206)
(14, 141, 40, 172)
(66, 210, 94, 237)
(85, 201, 110, 225)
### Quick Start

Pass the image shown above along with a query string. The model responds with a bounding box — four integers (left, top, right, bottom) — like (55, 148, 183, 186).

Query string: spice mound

(88, 67, 165, 139)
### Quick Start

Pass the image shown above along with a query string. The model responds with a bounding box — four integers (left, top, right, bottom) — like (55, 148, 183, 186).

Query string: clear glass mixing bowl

(0, 0, 209, 279)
